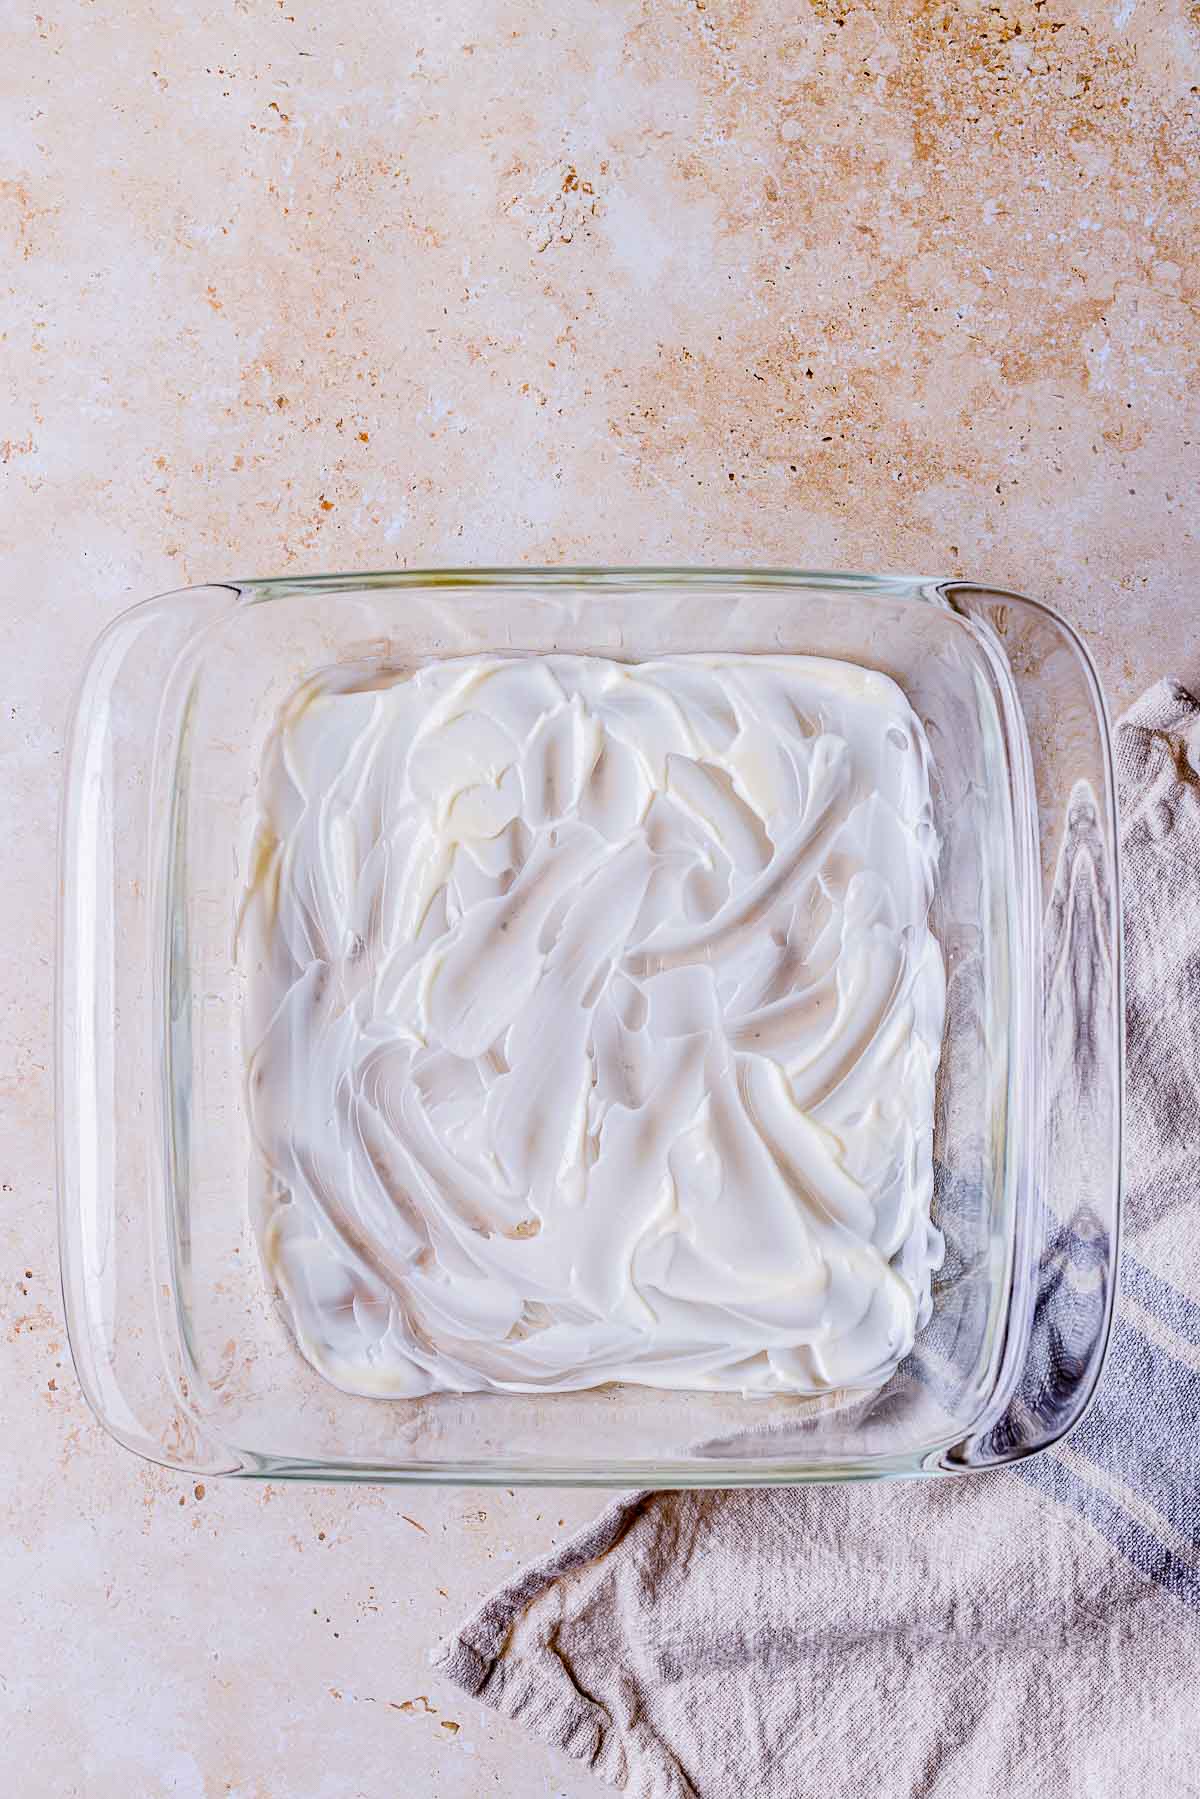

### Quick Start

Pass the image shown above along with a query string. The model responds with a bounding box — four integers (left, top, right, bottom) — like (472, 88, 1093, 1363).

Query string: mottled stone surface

(3, 2, 1198, 1793)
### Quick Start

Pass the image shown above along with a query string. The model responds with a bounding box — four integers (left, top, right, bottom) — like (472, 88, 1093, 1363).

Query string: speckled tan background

(3, 1, 1198, 1794)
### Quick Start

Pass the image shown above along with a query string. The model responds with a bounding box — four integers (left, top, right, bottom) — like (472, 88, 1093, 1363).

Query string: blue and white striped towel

(437, 681, 1200, 1799)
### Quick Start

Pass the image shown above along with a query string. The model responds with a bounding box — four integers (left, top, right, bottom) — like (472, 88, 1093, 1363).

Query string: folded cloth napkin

(436, 680, 1200, 1799)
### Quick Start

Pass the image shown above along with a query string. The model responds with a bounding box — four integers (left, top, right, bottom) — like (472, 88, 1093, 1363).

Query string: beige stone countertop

(4, 2, 1198, 1794)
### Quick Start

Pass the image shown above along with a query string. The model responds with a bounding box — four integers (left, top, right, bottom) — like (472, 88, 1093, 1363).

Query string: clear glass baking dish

(57, 570, 1121, 1485)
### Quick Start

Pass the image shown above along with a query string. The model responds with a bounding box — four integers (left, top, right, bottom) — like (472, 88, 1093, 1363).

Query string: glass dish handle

(940, 586, 1122, 1470)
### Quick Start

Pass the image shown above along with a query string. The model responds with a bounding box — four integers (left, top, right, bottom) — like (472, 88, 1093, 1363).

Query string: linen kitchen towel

(436, 680, 1200, 1799)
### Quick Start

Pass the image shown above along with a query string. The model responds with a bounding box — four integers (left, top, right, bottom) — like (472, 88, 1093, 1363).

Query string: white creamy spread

(244, 653, 945, 1398)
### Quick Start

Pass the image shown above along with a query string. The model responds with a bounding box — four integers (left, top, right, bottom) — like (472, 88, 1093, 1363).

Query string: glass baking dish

(57, 569, 1121, 1485)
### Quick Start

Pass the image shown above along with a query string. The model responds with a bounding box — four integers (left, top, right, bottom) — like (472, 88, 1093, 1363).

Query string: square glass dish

(58, 570, 1121, 1485)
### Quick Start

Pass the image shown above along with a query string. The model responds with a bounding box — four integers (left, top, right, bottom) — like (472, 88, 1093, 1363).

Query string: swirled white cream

(243, 653, 945, 1398)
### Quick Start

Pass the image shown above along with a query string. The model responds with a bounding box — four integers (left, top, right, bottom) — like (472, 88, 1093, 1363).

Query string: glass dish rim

(57, 565, 1124, 1486)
